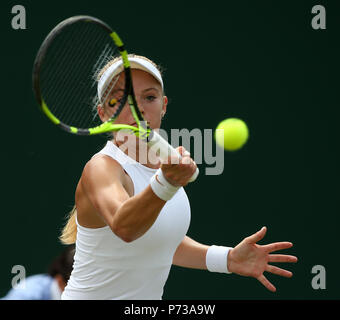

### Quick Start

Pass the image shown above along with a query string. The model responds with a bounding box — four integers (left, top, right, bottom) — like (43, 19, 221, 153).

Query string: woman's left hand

(227, 227, 298, 292)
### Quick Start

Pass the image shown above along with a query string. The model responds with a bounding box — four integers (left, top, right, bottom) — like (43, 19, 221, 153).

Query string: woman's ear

(97, 104, 106, 122)
(161, 96, 168, 119)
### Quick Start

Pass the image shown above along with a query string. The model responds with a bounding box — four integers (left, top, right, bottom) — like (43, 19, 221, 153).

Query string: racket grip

(148, 130, 199, 183)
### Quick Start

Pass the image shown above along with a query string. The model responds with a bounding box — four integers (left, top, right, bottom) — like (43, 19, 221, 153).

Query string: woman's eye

(146, 95, 156, 102)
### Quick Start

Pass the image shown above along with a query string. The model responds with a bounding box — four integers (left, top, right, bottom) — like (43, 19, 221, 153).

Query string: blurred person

(2, 245, 74, 300)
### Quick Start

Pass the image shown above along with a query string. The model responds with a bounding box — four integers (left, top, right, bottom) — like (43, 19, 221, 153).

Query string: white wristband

(206, 245, 233, 274)
(150, 168, 180, 201)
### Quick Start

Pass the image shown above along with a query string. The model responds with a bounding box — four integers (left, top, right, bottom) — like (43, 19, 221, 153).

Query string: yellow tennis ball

(215, 118, 249, 151)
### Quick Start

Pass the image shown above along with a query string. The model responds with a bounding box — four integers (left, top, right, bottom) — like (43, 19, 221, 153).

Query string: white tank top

(61, 141, 191, 300)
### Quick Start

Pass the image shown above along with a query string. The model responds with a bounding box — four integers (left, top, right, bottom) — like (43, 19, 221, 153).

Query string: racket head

(32, 15, 140, 135)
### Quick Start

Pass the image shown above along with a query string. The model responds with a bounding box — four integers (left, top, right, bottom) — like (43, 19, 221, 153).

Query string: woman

(60, 54, 297, 300)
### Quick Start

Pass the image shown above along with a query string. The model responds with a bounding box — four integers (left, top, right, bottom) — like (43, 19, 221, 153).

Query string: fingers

(177, 146, 190, 158)
(262, 242, 293, 253)
(160, 146, 188, 166)
(266, 265, 293, 278)
(177, 147, 195, 167)
(257, 274, 276, 292)
(176, 147, 197, 171)
(268, 254, 298, 263)
(161, 146, 197, 186)
(245, 226, 267, 244)
(258, 265, 293, 292)
(257, 265, 294, 292)
(162, 147, 192, 166)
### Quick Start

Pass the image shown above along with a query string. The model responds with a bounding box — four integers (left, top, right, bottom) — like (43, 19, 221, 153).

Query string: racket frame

(32, 15, 198, 181)
(32, 15, 135, 136)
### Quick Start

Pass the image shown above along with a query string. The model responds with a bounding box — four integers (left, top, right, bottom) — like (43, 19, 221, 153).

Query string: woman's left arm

(172, 236, 210, 270)
(172, 227, 298, 292)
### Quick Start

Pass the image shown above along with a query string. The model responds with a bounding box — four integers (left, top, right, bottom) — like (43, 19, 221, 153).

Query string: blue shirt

(1, 274, 54, 300)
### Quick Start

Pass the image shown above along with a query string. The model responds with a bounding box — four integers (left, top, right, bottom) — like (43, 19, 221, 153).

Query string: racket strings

(92, 43, 114, 86)
(40, 20, 120, 129)
(61, 25, 106, 127)
(42, 24, 90, 110)
(89, 46, 120, 123)
(41, 22, 95, 125)
(57, 24, 107, 127)
(100, 74, 119, 105)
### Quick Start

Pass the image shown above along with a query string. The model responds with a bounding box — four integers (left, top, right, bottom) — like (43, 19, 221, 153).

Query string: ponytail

(60, 205, 77, 245)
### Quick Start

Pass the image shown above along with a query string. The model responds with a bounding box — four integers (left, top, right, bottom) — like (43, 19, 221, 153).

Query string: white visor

(97, 56, 163, 102)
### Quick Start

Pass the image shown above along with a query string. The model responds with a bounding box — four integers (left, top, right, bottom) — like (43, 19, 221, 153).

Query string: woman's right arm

(80, 155, 166, 242)
(81, 146, 196, 242)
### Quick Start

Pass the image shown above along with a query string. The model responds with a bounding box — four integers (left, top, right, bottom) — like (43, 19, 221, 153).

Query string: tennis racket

(32, 15, 198, 182)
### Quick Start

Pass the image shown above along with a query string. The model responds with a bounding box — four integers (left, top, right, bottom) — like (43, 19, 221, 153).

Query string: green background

(1, 0, 339, 299)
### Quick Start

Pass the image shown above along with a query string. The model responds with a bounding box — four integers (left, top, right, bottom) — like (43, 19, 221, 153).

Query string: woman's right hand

(160, 146, 197, 187)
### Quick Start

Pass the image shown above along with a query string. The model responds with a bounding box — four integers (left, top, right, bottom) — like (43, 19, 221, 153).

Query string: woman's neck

(112, 137, 161, 169)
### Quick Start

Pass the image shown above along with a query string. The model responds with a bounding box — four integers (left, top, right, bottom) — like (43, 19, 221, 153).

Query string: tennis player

(60, 55, 297, 300)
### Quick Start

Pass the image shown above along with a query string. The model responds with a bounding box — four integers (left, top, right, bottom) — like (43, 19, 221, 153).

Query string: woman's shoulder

(84, 153, 124, 175)
(79, 153, 133, 196)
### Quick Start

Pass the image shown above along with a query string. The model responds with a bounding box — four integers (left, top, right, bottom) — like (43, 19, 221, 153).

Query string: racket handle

(148, 130, 199, 183)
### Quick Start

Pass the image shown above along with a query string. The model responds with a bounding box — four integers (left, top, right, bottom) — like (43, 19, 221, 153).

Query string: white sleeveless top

(61, 141, 191, 300)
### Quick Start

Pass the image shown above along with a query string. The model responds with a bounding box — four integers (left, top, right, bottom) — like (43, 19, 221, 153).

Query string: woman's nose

(136, 100, 145, 113)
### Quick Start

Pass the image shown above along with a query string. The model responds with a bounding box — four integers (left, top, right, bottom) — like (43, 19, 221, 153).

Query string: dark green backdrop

(1, 0, 339, 299)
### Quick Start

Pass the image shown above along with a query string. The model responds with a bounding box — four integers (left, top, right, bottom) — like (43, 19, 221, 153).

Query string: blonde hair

(97, 54, 164, 103)
(60, 205, 77, 245)
(60, 54, 163, 245)
(97, 53, 163, 82)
